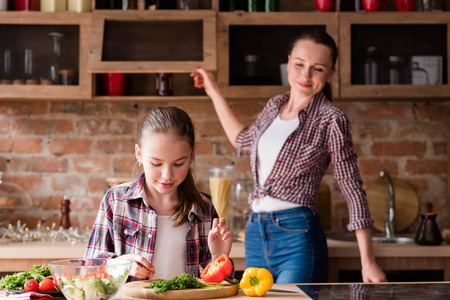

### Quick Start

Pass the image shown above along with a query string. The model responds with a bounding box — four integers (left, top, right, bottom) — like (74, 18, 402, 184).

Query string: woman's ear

(327, 68, 336, 83)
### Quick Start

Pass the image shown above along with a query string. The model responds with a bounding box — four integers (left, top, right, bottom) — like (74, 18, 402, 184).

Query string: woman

(84, 106, 232, 280)
(191, 29, 386, 283)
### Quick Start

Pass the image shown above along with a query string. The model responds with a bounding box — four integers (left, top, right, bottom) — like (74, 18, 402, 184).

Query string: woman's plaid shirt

(235, 92, 373, 231)
(84, 173, 217, 277)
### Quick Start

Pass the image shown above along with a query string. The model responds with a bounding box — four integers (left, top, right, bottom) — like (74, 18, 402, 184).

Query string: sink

(326, 233, 416, 244)
(371, 236, 415, 244)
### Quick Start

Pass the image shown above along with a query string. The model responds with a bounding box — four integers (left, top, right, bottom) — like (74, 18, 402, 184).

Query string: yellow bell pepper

(239, 267, 273, 297)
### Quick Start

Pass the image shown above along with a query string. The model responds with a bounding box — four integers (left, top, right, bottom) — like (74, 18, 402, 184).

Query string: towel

(0, 289, 58, 299)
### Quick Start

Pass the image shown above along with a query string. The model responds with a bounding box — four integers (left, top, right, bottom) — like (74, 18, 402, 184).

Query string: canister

(14, 0, 40, 10)
(68, 0, 91, 12)
(41, 0, 67, 11)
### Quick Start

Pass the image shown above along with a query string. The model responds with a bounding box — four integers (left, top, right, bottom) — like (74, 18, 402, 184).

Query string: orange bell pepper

(200, 254, 232, 283)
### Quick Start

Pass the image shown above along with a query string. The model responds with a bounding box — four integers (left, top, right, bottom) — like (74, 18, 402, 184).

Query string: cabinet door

(0, 12, 91, 100)
(88, 10, 216, 73)
(339, 12, 450, 99)
(217, 12, 339, 99)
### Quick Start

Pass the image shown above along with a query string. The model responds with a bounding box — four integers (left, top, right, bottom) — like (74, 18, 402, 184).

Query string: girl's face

(287, 39, 335, 99)
(135, 132, 194, 197)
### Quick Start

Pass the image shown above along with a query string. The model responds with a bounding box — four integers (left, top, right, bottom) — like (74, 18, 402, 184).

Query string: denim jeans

(244, 206, 328, 283)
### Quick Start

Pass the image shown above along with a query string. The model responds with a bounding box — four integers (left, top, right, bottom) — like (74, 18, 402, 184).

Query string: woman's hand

(362, 260, 387, 283)
(208, 218, 232, 260)
(190, 67, 220, 97)
(120, 253, 155, 279)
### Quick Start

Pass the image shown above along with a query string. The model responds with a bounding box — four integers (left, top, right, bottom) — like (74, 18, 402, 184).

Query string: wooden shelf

(87, 10, 217, 73)
(0, 12, 92, 100)
(217, 12, 339, 99)
(339, 12, 450, 99)
(92, 95, 210, 101)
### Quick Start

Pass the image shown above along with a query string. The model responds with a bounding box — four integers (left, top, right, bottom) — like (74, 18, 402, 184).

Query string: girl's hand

(190, 67, 220, 97)
(208, 218, 232, 260)
(120, 253, 155, 279)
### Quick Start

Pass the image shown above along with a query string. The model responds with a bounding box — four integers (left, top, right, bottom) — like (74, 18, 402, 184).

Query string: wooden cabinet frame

(0, 12, 92, 100)
(217, 12, 339, 99)
(88, 10, 216, 73)
(339, 12, 450, 100)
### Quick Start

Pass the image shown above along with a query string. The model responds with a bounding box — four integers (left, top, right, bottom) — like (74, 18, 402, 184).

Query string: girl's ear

(135, 144, 141, 163)
(327, 67, 336, 83)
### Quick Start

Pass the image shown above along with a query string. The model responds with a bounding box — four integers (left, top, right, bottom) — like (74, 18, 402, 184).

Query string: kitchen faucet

(379, 169, 396, 238)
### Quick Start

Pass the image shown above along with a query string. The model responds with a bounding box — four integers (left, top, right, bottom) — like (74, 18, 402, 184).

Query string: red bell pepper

(200, 254, 232, 283)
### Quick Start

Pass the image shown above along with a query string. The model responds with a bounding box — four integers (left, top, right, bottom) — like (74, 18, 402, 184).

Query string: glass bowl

(48, 258, 132, 300)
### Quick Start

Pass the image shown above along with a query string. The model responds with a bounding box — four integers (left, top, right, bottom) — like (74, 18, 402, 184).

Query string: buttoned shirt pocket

(293, 144, 324, 175)
(113, 222, 140, 255)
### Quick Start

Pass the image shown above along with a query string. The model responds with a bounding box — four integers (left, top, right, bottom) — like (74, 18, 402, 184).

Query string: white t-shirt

(151, 215, 190, 279)
(252, 114, 301, 212)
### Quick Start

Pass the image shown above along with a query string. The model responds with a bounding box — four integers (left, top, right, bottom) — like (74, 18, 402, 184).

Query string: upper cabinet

(0, 12, 91, 100)
(339, 12, 450, 100)
(87, 10, 217, 73)
(217, 12, 339, 99)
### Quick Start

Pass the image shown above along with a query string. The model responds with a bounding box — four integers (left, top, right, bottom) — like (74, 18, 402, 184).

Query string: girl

(84, 106, 232, 280)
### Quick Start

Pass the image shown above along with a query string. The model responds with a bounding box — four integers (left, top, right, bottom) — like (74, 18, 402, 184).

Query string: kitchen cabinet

(0, 12, 92, 100)
(87, 9, 216, 100)
(217, 12, 339, 99)
(339, 12, 450, 100)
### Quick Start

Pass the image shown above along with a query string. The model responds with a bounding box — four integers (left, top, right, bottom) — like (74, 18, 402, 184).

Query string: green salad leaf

(144, 273, 223, 293)
(0, 265, 52, 291)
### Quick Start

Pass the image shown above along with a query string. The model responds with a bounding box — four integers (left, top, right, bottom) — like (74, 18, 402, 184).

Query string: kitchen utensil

(362, 0, 389, 11)
(123, 280, 239, 299)
(366, 178, 419, 232)
(396, 0, 414, 11)
(415, 213, 443, 245)
(49, 258, 132, 300)
(315, 0, 335, 11)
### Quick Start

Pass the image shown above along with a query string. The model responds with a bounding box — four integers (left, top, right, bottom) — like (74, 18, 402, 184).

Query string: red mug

(396, 0, 414, 11)
(102, 73, 126, 96)
(362, 0, 389, 11)
(315, 0, 335, 11)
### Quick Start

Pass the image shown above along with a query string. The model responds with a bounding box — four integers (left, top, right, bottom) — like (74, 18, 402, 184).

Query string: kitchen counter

(114, 282, 450, 299)
(2, 240, 450, 281)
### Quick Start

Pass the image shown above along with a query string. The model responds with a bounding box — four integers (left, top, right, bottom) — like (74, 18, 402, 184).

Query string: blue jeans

(244, 206, 328, 284)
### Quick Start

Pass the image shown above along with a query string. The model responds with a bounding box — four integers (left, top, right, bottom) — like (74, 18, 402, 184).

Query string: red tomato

(24, 279, 38, 292)
(38, 278, 55, 292)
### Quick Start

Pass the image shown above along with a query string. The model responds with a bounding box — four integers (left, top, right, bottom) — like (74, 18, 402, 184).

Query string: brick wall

(0, 99, 448, 234)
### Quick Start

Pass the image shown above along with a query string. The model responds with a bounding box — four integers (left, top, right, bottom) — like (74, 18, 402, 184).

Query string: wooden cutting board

(366, 178, 419, 232)
(122, 280, 239, 299)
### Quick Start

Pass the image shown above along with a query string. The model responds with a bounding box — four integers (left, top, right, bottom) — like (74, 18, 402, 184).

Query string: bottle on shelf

(67, 0, 92, 12)
(0, 49, 12, 85)
(122, 0, 137, 9)
(48, 32, 64, 85)
(156, 73, 173, 96)
(364, 46, 380, 85)
(41, 0, 67, 11)
(388, 56, 405, 85)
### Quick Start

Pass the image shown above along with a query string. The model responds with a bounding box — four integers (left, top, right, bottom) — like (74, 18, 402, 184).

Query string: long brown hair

(137, 106, 208, 226)
(289, 29, 338, 101)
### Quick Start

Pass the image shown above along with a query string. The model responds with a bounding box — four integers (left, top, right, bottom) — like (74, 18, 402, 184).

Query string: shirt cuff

(347, 218, 374, 232)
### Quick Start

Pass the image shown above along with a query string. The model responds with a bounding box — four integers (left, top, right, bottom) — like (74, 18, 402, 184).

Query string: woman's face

(287, 39, 335, 98)
(135, 132, 194, 197)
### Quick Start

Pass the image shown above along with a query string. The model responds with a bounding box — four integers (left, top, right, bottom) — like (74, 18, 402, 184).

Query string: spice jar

(156, 73, 173, 96)
(59, 69, 77, 85)
(41, 0, 66, 11)
(67, 0, 91, 12)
